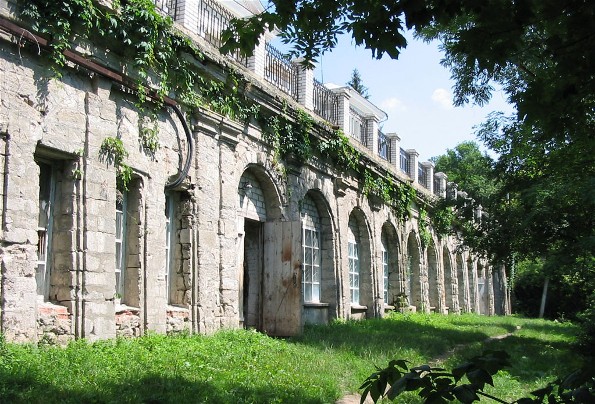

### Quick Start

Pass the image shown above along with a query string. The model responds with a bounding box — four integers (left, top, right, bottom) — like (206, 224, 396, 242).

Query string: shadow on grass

(515, 319, 579, 338)
(290, 313, 503, 361)
(0, 372, 328, 404)
(484, 334, 582, 383)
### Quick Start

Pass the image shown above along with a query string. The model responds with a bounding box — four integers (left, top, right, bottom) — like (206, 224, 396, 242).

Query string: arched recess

(456, 253, 467, 313)
(301, 190, 337, 325)
(406, 232, 421, 310)
(467, 258, 477, 312)
(427, 241, 440, 312)
(380, 222, 400, 309)
(443, 246, 455, 313)
(237, 165, 299, 336)
(477, 263, 489, 314)
(347, 209, 373, 318)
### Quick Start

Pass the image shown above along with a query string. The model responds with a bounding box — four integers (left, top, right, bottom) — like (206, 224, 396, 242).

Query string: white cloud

(381, 97, 407, 112)
(431, 88, 453, 109)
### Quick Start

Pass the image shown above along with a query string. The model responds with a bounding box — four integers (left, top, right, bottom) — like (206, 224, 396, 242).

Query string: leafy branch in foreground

(360, 350, 595, 403)
(360, 350, 511, 403)
(360, 350, 595, 404)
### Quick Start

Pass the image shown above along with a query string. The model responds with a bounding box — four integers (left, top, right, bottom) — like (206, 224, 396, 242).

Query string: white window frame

(382, 246, 389, 304)
(115, 192, 127, 298)
(37, 162, 56, 300)
(348, 240, 360, 305)
(302, 226, 321, 303)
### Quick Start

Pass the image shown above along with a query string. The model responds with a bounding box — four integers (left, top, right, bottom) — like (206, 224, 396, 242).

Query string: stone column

(81, 79, 119, 341)
(142, 180, 168, 334)
(294, 59, 314, 110)
(435, 172, 448, 198)
(175, 0, 200, 36)
(247, 39, 266, 80)
(385, 132, 400, 170)
(335, 88, 351, 134)
(421, 161, 434, 192)
(406, 149, 419, 183)
(447, 181, 458, 200)
(0, 135, 39, 342)
(365, 116, 379, 155)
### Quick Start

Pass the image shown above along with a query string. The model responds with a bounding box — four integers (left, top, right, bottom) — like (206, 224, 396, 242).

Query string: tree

(431, 141, 497, 206)
(222, 0, 594, 279)
(347, 68, 370, 99)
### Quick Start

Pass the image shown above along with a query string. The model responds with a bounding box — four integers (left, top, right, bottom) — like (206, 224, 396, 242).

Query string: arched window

(301, 195, 321, 303)
(381, 235, 389, 304)
(347, 219, 360, 305)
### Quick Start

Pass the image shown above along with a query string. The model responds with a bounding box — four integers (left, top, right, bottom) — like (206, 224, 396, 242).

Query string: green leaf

(466, 368, 493, 389)
(452, 385, 480, 404)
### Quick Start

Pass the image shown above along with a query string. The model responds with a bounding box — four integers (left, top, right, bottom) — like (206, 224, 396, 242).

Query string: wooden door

(262, 221, 302, 336)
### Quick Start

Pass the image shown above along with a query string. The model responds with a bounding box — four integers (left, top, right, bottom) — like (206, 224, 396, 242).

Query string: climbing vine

(99, 137, 132, 190)
(363, 170, 417, 220)
(18, 0, 447, 233)
(418, 206, 432, 248)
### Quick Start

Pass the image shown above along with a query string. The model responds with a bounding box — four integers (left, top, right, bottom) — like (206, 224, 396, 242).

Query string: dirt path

(335, 326, 522, 404)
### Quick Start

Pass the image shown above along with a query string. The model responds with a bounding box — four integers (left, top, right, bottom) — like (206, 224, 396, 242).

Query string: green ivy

(418, 207, 432, 248)
(18, 0, 444, 235)
(99, 137, 132, 190)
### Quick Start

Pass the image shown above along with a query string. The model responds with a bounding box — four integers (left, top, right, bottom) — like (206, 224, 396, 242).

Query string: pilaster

(406, 149, 419, 184)
(386, 132, 400, 170)
(335, 89, 351, 133)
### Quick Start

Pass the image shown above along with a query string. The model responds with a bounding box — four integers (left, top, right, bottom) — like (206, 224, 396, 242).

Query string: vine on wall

(18, 0, 449, 235)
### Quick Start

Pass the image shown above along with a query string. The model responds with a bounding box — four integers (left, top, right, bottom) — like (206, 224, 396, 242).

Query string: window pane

(312, 231, 319, 246)
(305, 229, 312, 246)
(303, 264, 311, 283)
(313, 248, 320, 266)
(312, 284, 320, 302)
(304, 285, 312, 302)
(305, 248, 312, 266)
(115, 243, 122, 270)
(116, 211, 123, 239)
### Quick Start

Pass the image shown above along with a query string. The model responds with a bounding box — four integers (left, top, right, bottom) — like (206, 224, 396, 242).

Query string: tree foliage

(347, 68, 370, 99)
(222, 0, 595, 278)
(361, 350, 595, 403)
(431, 141, 498, 206)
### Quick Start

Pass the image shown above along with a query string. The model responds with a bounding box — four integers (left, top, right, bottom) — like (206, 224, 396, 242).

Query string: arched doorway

(456, 254, 467, 313)
(380, 223, 400, 309)
(477, 263, 489, 314)
(427, 242, 440, 312)
(407, 232, 421, 310)
(237, 167, 299, 335)
(443, 246, 455, 313)
(237, 171, 267, 329)
(347, 210, 373, 318)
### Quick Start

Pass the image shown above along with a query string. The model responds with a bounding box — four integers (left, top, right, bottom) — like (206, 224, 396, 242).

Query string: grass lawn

(0, 313, 581, 403)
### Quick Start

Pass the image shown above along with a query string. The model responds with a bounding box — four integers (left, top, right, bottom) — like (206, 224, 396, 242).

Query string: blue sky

(311, 33, 513, 162)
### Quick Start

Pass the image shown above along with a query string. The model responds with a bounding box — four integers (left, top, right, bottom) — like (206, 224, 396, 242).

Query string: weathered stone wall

(0, 4, 509, 343)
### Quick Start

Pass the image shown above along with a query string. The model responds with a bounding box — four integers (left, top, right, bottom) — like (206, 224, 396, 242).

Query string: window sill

(350, 304, 368, 312)
(303, 302, 329, 308)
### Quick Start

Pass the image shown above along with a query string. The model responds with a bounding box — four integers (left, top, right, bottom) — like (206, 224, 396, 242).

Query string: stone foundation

(37, 302, 73, 345)
(115, 306, 141, 338)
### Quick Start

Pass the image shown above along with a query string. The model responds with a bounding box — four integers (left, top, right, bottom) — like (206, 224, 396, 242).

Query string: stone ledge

(303, 302, 329, 308)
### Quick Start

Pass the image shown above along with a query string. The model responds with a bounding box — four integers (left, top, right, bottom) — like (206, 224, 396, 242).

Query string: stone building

(0, 0, 510, 343)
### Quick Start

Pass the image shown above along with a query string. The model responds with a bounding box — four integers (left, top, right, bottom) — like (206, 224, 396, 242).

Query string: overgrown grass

(0, 313, 580, 403)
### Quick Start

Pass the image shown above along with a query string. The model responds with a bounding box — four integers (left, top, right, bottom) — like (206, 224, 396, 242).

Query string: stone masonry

(0, 0, 510, 343)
